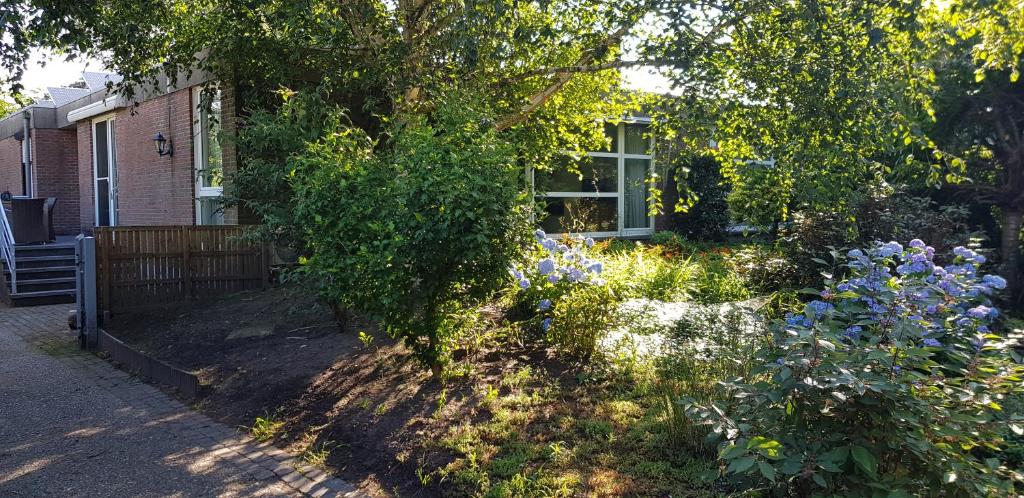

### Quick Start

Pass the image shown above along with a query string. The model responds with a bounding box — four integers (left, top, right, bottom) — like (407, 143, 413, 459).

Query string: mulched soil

(102, 286, 565, 498)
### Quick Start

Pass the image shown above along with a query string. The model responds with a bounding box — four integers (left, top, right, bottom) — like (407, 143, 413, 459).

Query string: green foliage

(684, 242, 1024, 496)
(249, 414, 285, 442)
(287, 92, 531, 369)
(666, 155, 730, 240)
(547, 284, 618, 360)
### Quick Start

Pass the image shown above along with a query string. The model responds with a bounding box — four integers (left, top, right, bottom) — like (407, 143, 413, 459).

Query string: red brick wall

(78, 87, 197, 228)
(0, 136, 23, 198)
(32, 129, 80, 234)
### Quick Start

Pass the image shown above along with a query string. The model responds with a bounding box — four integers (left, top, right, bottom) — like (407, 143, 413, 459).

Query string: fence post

(182, 225, 193, 299)
(75, 235, 98, 349)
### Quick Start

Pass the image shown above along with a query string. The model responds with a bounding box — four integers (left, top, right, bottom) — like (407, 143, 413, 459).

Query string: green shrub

(283, 92, 530, 371)
(667, 155, 730, 240)
(547, 284, 619, 360)
(684, 241, 1023, 495)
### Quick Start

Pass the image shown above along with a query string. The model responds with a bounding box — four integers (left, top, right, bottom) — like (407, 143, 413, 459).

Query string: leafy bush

(668, 155, 730, 239)
(287, 94, 531, 372)
(684, 241, 1023, 496)
(548, 284, 619, 360)
(728, 244, 803, 292)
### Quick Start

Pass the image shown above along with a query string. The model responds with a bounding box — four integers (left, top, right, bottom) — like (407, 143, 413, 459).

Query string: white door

(92, 118, 118, 226)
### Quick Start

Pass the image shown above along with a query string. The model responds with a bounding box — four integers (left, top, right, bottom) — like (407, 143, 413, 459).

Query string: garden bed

(102, 283, 738, 497)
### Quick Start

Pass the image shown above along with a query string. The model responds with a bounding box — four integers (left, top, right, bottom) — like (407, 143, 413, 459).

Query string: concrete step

(3, 255, 76, 269)
(12, 277, 76, 293)
(4, 266, 77, 280)
(8, 288, 76, 307)
(14, 244, 76, 257)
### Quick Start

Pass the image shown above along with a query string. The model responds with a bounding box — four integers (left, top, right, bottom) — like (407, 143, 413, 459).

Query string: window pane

(94, 121, 108, 178)
(539, 197, 617, 234)
(535, 156, 617, 193)
(96, 179, 110, 226)
(200, 93, 224, 188)
(624, 123, 650, 155)
(198, 198, 225, 225)
(624, 158, 650, 229)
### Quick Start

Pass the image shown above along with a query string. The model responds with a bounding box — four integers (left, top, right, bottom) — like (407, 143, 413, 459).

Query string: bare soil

(102, 286, 568, 498)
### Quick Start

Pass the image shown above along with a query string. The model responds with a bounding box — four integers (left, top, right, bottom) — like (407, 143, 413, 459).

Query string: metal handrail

(0, 206, 16, 293)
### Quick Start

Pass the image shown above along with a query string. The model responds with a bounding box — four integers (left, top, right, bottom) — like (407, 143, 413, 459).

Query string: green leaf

(728, 456, 756, 474)
(812, 472, 827, 488)
(758, 461, 777, 482)
(851, 446, 877, 476)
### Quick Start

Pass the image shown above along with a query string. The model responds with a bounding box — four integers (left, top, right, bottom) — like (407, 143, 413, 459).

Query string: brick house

(0, 70, 237, 236)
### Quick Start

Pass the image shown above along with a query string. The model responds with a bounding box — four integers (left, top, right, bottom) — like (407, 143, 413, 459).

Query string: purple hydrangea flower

(909, 239, 926, 249)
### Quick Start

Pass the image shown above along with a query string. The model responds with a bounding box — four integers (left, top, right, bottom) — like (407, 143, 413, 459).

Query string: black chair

(11, 198, 51, 244)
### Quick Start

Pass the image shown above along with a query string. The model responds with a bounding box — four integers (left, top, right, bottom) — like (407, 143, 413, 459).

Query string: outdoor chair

(43, 197, 57, 242)
(10, 197, 53, 244)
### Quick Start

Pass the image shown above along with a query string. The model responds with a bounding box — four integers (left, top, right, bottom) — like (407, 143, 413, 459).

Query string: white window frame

(533, 118, 655, 239)
(192, 86, 224, 225)
(91, 114, 118, 227)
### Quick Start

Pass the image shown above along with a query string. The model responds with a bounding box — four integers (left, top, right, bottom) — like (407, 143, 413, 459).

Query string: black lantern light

(153, 132, 173, 157)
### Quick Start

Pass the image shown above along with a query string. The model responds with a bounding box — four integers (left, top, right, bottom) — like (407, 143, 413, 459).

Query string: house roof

(46, 87, 91, 107)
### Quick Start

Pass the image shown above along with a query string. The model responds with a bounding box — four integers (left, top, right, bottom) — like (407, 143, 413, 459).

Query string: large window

(533, 120, 654, 237)
(193, 87, 225, 225)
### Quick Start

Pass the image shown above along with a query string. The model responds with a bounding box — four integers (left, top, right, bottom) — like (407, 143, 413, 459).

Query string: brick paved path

(0, 304, 367, 498)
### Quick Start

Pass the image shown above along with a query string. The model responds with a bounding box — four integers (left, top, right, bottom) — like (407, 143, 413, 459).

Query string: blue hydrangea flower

(847, 249, 864, 259)
(970, 336, 986, 351)
(585, 237, 595, 248)
(922, 338, 941, 347)
(776, 358, 785, 365)
(844, 326, 862, 341)
(534, 229, 546, 241)
(966, 305, 992, 319)
(538, 258, 556, 275)
(588, 262, 603, 274)
(982, 274, 1007, 290)
(977, 325, 990, 334)
(807, 300, 834, 316)
(878, 241, 903, 258)
(547, 274, 561, 284)
(541, 238, 558, 251)
(538, 299, 552, 311)
(556, 244, 569, 253)
(519, 278, 531, 290)
(541, 318, 552, 331)
(909, 239, 926, 249)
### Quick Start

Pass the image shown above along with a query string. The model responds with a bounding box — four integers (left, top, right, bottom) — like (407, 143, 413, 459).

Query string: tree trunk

(999, 206, 1023, 302)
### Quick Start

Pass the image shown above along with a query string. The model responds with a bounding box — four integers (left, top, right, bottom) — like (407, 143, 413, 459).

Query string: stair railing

(0, 205, 16, 293)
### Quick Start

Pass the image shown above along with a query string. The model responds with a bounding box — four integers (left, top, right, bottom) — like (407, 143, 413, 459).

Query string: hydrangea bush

(683, 240, 1023, 496)
(511, 229, 612, 357)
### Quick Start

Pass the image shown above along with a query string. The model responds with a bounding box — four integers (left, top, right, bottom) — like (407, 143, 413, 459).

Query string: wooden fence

(95, 226, 269, 313)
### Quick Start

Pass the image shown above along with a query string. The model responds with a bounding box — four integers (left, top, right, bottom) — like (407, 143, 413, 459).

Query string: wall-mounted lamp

(153, 132, 174, 157)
